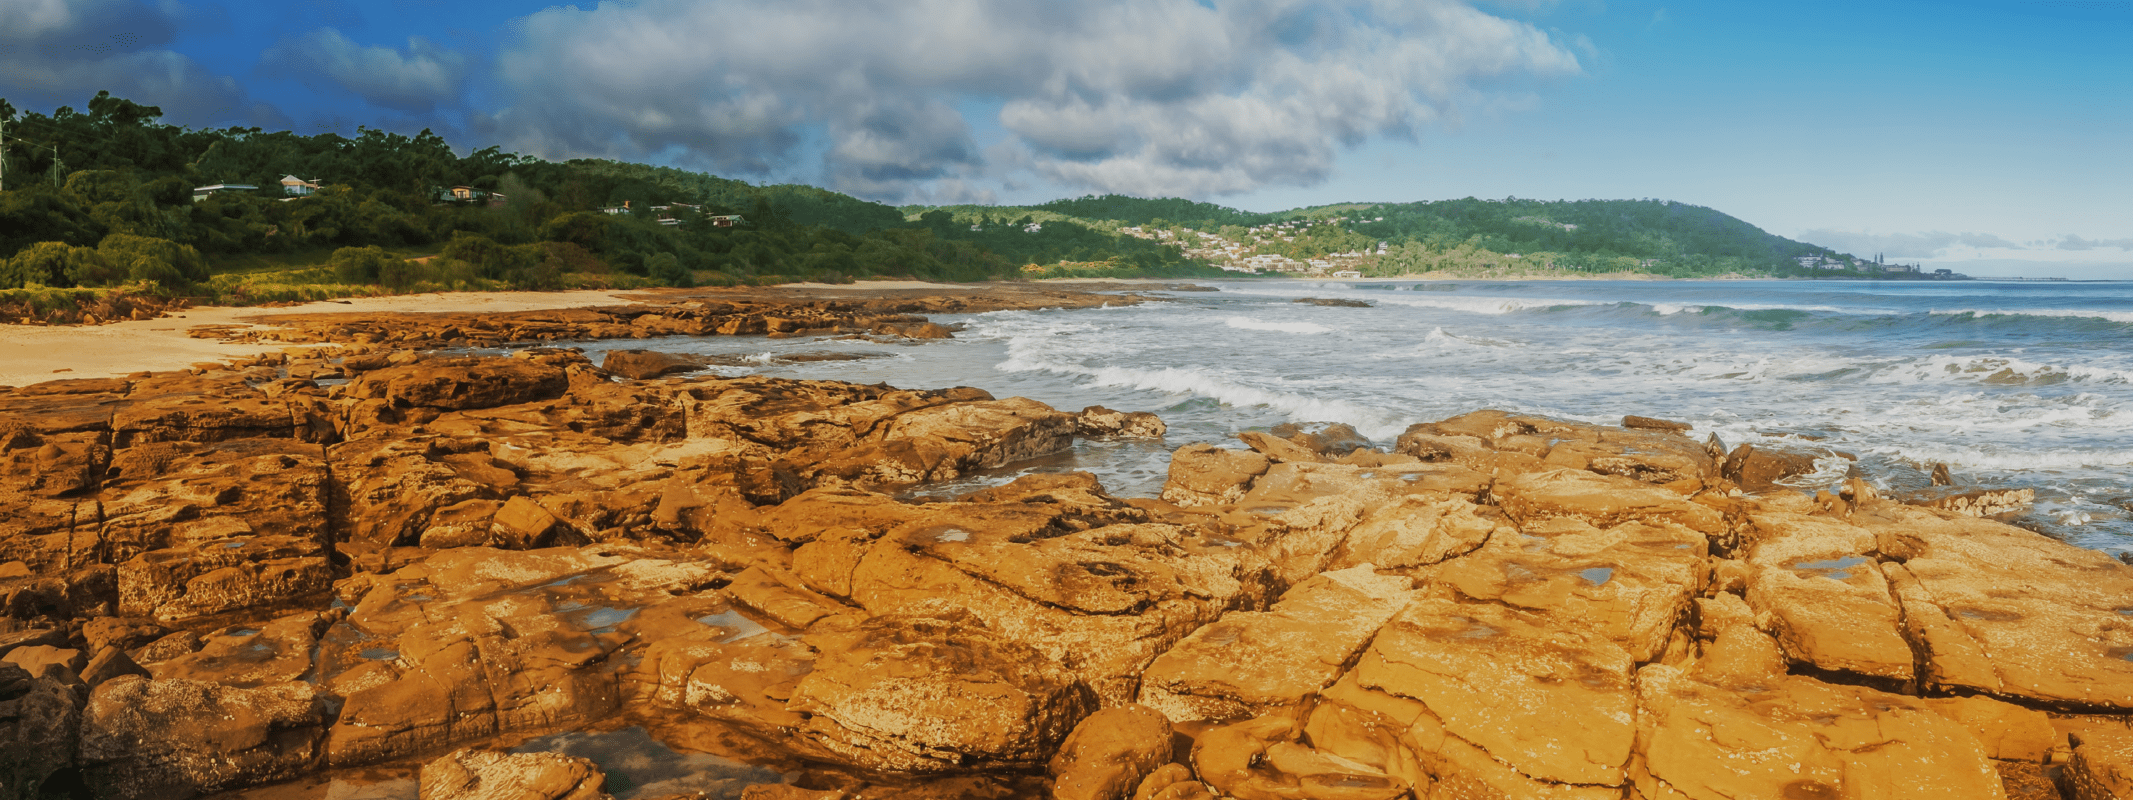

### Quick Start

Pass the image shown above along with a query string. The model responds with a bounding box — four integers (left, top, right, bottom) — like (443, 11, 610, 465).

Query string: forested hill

(911, 194, 1862, 277)
(0, 92, 1209, 298)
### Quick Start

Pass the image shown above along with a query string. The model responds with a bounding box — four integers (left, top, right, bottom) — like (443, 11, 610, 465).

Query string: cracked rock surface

(0, 340, 2126, 799)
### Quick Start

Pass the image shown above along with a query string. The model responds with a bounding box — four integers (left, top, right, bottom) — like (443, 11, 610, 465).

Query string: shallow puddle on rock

(511, 726, 784, 800)
(1788, 555, 1869, 580)
(1579, 567, 1615, 586)
(933, 528, 971, 543)
(697, 610, 773, 643)
(357, 647, 399, 661)
(576, 606, 639, 632)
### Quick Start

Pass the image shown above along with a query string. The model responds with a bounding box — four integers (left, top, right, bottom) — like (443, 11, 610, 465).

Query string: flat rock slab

(1138, 566, 1412, 723)
(1353, 595, 1637, 789)
(1633, 663, 2006, 800)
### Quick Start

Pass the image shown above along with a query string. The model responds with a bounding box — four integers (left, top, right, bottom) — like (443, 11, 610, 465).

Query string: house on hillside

(280, 175, 321, 196)
(191, 183, 257, 201)
(710, 214, 744, 228)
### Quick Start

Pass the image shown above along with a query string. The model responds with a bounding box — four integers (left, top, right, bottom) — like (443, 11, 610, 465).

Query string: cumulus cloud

(263, 29, 471, 114)
(0, 0, 253, 126)
(488, 0, 1582, 201)
(1797, 229, 2025, 259)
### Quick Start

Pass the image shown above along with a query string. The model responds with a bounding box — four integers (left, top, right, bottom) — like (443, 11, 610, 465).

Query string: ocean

(569, 279, 2133, 556)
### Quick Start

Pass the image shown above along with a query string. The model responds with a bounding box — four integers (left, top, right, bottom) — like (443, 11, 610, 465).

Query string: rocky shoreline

(2, 293, 2130, 800)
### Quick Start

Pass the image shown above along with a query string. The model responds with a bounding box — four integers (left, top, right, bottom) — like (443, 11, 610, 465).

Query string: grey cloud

(0, 0, 254, 127)
(1798, 229, 2024, 259)
(2055, 234, 2133, 251)
(490, 0, 1581, 201)
(263, 29, 469, 114)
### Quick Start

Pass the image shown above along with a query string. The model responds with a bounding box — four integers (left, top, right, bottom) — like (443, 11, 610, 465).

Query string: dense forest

(0, 93, 1211, 299)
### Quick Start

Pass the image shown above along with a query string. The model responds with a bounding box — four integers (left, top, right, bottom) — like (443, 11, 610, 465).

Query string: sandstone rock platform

(0, 313, 2123, 800)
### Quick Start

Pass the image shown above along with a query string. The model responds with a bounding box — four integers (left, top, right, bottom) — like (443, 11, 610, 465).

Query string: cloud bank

(486, 0, 1583, 201)
(0, 0, 252, 126)
(1798, 229, 2025, 259)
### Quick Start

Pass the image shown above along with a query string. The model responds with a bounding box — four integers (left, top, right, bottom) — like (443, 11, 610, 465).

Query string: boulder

(1722, 443, 1822, 492)
(79, 676, 326, 797)
(1158, 443, 1270, 507)
(786, 612, 1095, 772)
(117, 535, 329, 621)
(1049, 705, 1175, 800)
(0, 663, 81, 800)
(1077, 406, 1167, 439)
(1190, 716, 1409, 800)
(1623, 415, 1692, 432)
(602, 349, 709, 380)
(346, 357, 568, 410)
(2069, 728, 2133, 800)
(420, 748, 611, 800)
(112, 372, 299, 446)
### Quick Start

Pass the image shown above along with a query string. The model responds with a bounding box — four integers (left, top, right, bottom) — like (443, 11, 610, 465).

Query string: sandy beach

(0, 289, 632, 388)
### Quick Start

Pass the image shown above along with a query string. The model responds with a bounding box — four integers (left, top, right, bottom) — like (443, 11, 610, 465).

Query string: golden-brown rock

(1050, 704, 1175, 800)
(1138, 566, 1411, 723)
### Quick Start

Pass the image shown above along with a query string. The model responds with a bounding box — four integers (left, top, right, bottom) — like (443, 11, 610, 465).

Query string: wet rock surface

(0, 307, 2123, 798)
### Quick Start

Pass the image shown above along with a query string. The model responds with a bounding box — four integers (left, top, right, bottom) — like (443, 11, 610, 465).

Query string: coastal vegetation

(2, 92, 1893, 317)
(0, 92, 1216, 307)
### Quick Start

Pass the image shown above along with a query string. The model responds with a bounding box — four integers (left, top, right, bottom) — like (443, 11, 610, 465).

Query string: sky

(2, 0, 2127, 277)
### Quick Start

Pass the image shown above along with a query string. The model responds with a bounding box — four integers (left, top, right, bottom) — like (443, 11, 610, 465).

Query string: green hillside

(1, 92, 1899, 306)
(0, 93, 1214, 301)
(907, 194, 1873, 278)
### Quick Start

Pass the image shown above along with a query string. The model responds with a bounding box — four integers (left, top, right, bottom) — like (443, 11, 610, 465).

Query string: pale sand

(0, 290, 630, 389)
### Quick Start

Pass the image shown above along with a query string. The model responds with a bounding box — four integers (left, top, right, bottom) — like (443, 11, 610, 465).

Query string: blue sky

(3, 0, 2127, 276)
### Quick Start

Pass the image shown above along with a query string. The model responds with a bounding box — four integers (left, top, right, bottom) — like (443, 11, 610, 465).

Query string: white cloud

(488, 0, 1582, 201)
(263, 29, 470, 114)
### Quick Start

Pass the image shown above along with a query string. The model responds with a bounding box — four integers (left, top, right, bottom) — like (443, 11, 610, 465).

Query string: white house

(191, 183, 257, 201)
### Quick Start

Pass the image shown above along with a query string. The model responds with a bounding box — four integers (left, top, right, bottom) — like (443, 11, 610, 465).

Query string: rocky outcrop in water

(0, 345, 2125, 799)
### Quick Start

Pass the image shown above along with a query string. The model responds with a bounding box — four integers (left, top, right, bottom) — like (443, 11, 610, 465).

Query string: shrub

(330, 246, 399, 284)
(3, 242, 112, 288)
(646, 252, 693, 287)
(97, 234, 209, 288)
(440, 233, 540, 281)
